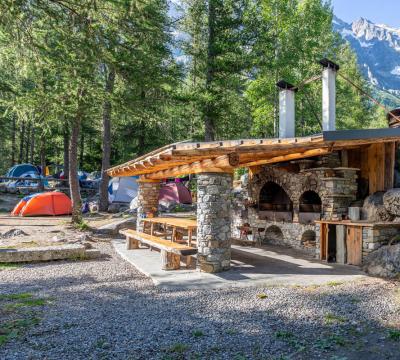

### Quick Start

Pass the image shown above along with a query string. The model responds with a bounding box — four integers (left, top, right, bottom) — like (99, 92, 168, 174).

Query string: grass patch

(0, 263, 21, 271)
(256, 293, 268, 299)
(303, 284, 320, 292)
(0, 292, 53, 347)
(315, 334, 346, 350)
(275, 330, 294, 340)
(349, 296, 361, 304)
(324, 313, 347, 325)
(167, 342, 189, 354)
(0, 293, 32, 301)
(208, 345, 220, 353)
(192, 329, 204, 337)
(226, 328, 238, 335)
(3, 298, 50, 311)
(74, 220, 90, 231)
(0, 316, 41, 346)
(326, 281, 344, 287)
(388, 329, 400, 341)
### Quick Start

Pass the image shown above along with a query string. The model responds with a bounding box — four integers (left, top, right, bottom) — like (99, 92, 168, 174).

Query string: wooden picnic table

(141, 217, 197, 246)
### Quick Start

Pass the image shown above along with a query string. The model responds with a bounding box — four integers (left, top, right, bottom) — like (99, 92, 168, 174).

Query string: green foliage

(0, 263, 21, 270)
(192, 329, 205, 337)
(388, 329, 400, 341)
(256, 293, 268, 299)
(324, 313, 347, 325)
(0, 0, 390, 176)
(245, 0, 383, 137)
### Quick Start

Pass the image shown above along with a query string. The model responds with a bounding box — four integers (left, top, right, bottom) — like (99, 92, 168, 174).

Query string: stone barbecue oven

(232, 153, 359, 255)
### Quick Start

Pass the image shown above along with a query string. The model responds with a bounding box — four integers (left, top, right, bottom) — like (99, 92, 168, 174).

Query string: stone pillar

(197, 173, 233, 273)
(136, 179, 161, 231)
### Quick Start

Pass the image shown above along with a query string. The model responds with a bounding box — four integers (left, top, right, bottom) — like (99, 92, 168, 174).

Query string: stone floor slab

(112, 239, 367, 290)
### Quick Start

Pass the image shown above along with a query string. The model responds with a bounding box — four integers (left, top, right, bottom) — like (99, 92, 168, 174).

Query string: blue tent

(6, 164, 39, 177)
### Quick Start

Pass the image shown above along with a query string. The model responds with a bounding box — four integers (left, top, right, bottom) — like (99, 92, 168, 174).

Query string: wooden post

(384, 142, 395, 190)
(336, 225, 346, 264)
(161, 250, 180, 270)
(341, 150, 348, 167)
(188, 229, 193, 246)
(126, 237, 139, 250)
(186, 256, 194, 269)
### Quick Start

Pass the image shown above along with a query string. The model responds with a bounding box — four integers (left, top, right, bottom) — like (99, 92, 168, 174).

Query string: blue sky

(331, 0, 400, 28)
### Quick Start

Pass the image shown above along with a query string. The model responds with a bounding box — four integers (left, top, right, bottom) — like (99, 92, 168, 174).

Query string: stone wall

(362, 225, 400, 259)
(231, 157, 358, 256)
(197, 173, 232, 273)
(136, 180, 161, 231)
(247, 211, 316, 254)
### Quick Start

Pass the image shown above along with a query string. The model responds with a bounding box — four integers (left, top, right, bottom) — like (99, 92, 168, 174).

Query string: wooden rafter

(240, 148, 332, 167)
(143, 154, 240, 180)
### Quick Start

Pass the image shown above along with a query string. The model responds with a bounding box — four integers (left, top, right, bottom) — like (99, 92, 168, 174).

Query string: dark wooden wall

(347, 142, 396, 195)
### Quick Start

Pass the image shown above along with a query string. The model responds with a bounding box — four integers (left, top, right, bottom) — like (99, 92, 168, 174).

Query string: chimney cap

(319, 58, 340, 71)
(276, 80, 296, 91)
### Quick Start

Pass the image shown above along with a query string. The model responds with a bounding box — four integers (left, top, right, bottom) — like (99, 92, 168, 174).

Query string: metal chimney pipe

(320, 58, 340, 132)
(276, 80, 296, 138)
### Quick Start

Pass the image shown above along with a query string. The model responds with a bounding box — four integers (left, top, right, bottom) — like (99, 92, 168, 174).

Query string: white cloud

(390, 66, 400, 76)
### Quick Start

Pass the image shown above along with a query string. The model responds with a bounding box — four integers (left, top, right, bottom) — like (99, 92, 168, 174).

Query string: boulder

(363, 243, 400, 278)
(95, 217, 136, 235)
(361, 192, 394, 222)
(1, 229, 28, 239)
(383, 188, 400, 216)
(107, 203, 120, 213)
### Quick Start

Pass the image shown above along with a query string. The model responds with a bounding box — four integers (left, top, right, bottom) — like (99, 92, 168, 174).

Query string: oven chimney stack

(320, 58, 339, 132)
(276, 80, 296, 138)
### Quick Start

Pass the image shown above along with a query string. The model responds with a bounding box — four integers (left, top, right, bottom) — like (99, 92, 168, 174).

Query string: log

(161, 250, 181, 270)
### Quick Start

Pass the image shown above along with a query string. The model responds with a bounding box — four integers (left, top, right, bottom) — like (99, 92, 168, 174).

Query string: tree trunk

(204, 0, 216, 142)
(18, 119, 25, 163)
(11, 115, 16, 166)
(30, 124, 35, 164)
(25, 120, 31, 163)
(79, 129, 84, 170)
(38, 134, 46, 191)
(63, 120, 69, 180)
(99, 66, 116, 212)
(69, 88, 85, 224)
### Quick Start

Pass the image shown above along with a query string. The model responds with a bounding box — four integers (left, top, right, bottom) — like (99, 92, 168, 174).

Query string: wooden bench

(120, 229, 197, 270)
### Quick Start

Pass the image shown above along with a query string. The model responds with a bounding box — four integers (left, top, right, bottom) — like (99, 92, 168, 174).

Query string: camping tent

(6, 164, 39, 178)
(108, 176, 139, 203)
(11, 192, 72, 216)
(159, 182, 192, 204)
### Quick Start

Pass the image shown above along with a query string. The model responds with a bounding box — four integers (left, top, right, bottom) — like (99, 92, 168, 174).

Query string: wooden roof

(107, 128, 400, 180)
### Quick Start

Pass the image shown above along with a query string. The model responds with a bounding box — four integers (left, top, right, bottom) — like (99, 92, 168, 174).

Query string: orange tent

(11, 192, 72, 217)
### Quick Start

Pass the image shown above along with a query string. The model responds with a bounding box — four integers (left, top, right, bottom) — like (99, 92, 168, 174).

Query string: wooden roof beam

(240, 148, 331, 167)
(144, 153, 239, 180)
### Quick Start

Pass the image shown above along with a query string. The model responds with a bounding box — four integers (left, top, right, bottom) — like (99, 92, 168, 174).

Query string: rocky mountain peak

(333, 16, 400, 100)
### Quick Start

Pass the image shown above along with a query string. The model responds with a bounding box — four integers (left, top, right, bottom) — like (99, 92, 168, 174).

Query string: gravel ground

(1, 241, 399, 360)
